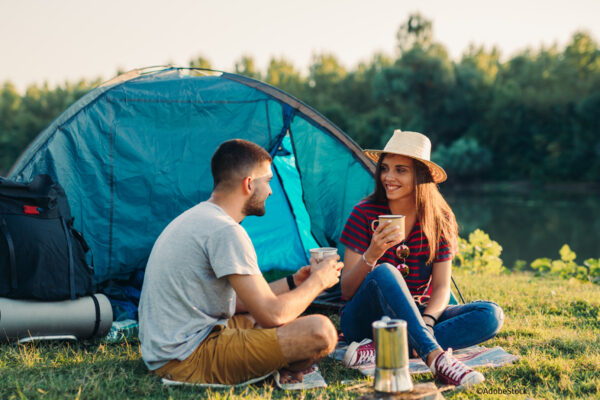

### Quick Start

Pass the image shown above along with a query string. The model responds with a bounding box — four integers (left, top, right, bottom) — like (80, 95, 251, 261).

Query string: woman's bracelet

(422, 313, 438, 325)
(362, 253, 375, 268)
(425, 323, 434, 330)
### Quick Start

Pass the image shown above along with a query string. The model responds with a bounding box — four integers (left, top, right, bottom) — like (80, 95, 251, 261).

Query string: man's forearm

(237, 274, 294, 312)
(269, 276, 292, 295)
(229, 260, 340, 328)
(260, 275, 327, 327)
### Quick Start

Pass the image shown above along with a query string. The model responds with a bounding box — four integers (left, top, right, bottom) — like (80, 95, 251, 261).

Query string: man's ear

(242, 176, 253, 194)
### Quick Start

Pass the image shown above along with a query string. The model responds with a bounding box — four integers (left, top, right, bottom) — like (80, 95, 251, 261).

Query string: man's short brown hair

(211, 139, 272, 190)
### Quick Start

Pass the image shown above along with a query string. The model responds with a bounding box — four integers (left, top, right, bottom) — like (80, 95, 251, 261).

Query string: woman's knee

(476, 301, 504, 337)
(370, 263, 395, 277)
(368, 263, 403, 283)
(367, 263, 409, 291)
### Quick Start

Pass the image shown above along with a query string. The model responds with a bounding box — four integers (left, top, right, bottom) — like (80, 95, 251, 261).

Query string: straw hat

(363, 130, 447, 183)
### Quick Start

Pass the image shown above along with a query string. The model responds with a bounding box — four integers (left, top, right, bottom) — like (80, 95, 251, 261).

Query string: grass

(1, 269, 599, 399)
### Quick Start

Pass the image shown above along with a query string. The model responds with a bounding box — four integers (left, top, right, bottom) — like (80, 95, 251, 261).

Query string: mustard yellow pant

(153, 314, 288, 384)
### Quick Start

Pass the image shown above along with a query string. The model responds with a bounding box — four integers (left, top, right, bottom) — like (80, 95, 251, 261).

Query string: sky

(1, 0, 600, 92)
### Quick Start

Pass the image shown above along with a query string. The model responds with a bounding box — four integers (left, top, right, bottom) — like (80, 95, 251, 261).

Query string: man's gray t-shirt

(138, 201, 261, 370)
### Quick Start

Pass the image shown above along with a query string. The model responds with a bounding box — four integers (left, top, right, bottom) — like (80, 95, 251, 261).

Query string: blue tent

(9, 67, 375, 284)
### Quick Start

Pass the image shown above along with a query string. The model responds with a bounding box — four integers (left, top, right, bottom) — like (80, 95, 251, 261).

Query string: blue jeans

(340, 264, 504, 363)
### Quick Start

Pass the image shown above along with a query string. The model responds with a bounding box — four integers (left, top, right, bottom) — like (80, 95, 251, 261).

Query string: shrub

(584, 258, 600, 284)
(454, 229, 505, 274)
(512, 259, 529, 271)
(531, 244, 600, 284)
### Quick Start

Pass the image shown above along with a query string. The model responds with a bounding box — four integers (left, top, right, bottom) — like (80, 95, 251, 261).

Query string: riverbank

(441, 180, 600, 196)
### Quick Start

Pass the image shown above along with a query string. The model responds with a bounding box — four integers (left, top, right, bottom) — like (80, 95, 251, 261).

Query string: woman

(339, 130, 504, 389)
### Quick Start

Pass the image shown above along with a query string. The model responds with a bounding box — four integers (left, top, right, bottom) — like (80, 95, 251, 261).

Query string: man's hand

(293, 265, 311, 287)
(309, 255, 344, 290)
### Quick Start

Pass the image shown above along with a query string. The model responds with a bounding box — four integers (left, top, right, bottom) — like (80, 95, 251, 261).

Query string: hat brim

(363, 149, 447, 183)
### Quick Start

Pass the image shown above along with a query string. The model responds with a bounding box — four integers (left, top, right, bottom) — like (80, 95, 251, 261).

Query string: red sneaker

(342, 339, 375, 367)
(431, 349, 485, 389)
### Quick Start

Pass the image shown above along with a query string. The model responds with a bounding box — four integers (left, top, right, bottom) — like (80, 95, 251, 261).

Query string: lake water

(443, 187, 600, 268)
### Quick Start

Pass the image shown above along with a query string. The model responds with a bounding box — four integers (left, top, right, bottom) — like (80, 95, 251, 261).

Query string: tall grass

(1, 269, 599, 399)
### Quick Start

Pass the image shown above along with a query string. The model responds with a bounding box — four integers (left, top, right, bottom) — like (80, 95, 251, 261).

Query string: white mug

(309, 247, 338, 263)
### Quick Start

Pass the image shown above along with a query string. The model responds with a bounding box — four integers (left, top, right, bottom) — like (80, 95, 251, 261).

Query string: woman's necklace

(395, 242, 410, 277)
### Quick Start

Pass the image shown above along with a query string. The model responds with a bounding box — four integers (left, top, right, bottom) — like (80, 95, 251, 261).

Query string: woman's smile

(385, 183, 401, 193)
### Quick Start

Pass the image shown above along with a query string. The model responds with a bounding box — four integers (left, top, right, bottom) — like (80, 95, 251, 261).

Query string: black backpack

(0, 174, 94, 300)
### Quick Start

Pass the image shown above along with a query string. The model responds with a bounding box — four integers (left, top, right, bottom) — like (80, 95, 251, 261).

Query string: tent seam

(221, 72, 375, 175)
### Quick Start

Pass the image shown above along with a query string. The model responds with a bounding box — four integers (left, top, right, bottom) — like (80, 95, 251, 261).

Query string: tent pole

(269, 105, 294, 157)
(451, 276, 466, 304)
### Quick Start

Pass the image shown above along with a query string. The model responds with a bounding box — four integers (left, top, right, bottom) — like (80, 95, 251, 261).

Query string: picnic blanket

(161, 365, 327, 390)
(331, 341, 519, 376)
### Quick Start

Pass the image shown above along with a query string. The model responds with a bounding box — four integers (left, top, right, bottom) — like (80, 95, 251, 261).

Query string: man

(138, 139, 343, 385)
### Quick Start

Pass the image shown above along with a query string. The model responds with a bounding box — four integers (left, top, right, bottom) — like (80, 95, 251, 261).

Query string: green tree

(337, 52, 395, 147)
(307, 53, 347, 87)
(432, 137, 492, 179)
(264, 57, 304, 98)
(189, 55, 212, 70)
(373, 13, 457, 144)
(0, 82, 22, 174)
(0, 79, 97, 175)
(476, 31, 600, 181)
(396, 13, 434, 52)
(234, 55, 262, 80)
(302, 53, 351, 132)
(450, 46, 499, 140)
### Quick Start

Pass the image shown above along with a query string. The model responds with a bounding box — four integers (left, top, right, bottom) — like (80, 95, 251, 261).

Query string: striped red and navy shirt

(340, 200, 453, 298)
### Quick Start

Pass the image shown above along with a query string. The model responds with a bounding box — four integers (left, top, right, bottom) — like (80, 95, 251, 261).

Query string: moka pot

(371, 316, 413, 393)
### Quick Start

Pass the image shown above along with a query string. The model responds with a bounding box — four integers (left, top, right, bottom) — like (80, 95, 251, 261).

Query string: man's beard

(243, 191, 266, 217)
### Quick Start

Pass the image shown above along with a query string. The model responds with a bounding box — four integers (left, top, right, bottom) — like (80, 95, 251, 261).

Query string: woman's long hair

(366, 154, 458, 264)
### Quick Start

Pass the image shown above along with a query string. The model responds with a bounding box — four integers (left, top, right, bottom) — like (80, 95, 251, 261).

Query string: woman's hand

(363, 220, 404, 265)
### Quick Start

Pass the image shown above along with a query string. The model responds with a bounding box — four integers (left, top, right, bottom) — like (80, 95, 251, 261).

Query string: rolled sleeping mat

(0, 294, 113, 342)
